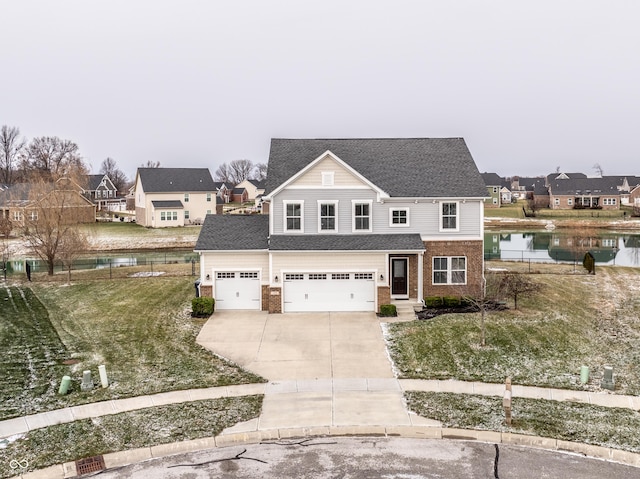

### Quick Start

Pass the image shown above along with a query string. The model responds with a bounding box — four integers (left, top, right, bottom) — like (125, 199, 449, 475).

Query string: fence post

(109, 260, 112, 280)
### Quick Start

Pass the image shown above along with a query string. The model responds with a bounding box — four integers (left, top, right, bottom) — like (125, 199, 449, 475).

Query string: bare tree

(141, 160, 161, 168)
(58, 227, 89, 284)
(254, 162, 268, 181)
(23, 136, 88, 180)
(215, 159, 255, 185)
(460, 273, 504, 346)
(593, 163, 604, 177)
(99, 157, 128, 193)
(499, 272, 542, 310)
(0, 125, 26, 184)
(21, 170, 94, 276)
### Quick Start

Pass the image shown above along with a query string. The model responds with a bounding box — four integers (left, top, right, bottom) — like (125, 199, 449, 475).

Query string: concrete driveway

(196, 311, 433, 429)
(196, 311, 394, 381)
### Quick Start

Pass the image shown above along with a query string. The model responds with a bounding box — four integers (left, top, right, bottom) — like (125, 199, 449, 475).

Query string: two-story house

(480, 172, 502, 208)
(134, 168, 221, 227)
(85, 174, 125, 211)
(195, 138, 488, 313)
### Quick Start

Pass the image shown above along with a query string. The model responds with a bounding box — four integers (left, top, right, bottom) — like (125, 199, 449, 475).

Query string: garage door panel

(283, 273, 374, 312)
(215, 272, 261, 310)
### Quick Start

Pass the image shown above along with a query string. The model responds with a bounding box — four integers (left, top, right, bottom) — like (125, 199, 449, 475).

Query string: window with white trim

(29, 211, 38, 221)
(554, 198, 560, 206)
(354, 273, 373, 280)
(217, 272, 235, 279)
(603, 198, 617, 206)
(309, 274, 327, 280)
(433, 257, 466, 284)
(567, 198, 573, 206)
(440, 202, 458, 231)
(319, 201, 337, 231)
(161, 211, 166, 221)
(206, 193, 212, 202)
(390, 208, 409, 226)
(240, 272, 258, 279)
(284, 273, 304, 280)
(185, 210, 190, 219)
(184, 193, 189, 203)
(332, 273, 350, 280)
(353, 201, 371, 232)
(284, 201, 303, 232)
(13, 211, 22, 221)
(493, 187, 498, 193)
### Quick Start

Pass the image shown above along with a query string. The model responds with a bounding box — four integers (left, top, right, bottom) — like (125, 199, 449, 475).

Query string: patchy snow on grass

(128, 271, 165, 277)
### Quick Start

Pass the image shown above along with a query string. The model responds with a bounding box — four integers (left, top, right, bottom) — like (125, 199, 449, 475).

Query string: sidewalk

(2, 378, 638, 440)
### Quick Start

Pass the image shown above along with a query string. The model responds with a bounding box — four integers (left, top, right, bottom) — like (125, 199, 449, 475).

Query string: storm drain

(75, 455, 106, 475)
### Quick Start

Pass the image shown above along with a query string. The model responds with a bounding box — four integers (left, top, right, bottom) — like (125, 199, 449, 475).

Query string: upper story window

(353, 201, 372, 232)
(433, 256, 466, 285)
(318, 201, 337, 231)
(440, 202, 459, 231)
(284, 201, 304, 232)
(184, 193, 190, 203)
(206, 193, 212, 202)
(389, 208, 409, 227)
(493, 187, 498, 193)
(321, 171, 334, 186)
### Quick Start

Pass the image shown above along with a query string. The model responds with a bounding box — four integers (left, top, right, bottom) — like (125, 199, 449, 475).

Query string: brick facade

(200, 284, 213, 298)
(377, 286, 390, 311)
(268, 287, 282, 313)
(424, 240, 483, 298)
(261, 285, 270, 312)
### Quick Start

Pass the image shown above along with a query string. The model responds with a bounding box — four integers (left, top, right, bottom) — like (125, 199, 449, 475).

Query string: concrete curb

(18, 426, 640, 478)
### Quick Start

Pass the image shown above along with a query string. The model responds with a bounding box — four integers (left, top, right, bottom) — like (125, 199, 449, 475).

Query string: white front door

(214, 271, 261, 310)
(283, 272, 375, 312)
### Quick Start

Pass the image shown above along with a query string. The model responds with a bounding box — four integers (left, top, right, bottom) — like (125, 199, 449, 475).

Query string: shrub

(443, 296, 462, 307)
(379, 304, 397, 316)
(192, 297, 215, 317)
(424, 296, 444, 308)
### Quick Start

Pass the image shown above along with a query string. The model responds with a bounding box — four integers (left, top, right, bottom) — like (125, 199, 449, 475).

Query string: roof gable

(265, 138, 487, 198)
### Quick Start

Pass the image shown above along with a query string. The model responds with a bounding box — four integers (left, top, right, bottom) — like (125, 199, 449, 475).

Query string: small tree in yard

(462, 273, 504, 347)
(58, 227, 89, 284)
(499, 272, 542, 310)
(22, 174, 92, 276)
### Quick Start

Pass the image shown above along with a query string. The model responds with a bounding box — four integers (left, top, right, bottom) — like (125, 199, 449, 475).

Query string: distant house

(235, 179, 266, 201)
(500, 180, 512, 204)
(0, 179, 96, 228)
(629, 184, 640, 209)
(480, 172, 502, 208)
(85, 174, 126, 211)
(547, 174, 622, 210)
(213, 182, 230, 203)
(134, 168, 221, 227)
(230, 187, 249, 203)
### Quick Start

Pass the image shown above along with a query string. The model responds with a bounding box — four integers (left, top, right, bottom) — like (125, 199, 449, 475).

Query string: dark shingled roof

(86, 174, 105, 190)
(138, 168, 215, 192)
(269, 234, 425, 251)
(481, 172, 503, 186)
(151, 200, 184, 208)
(548, 177, 622, 196)
(195, 215, 270, 250)
(265, 138, 488, 198)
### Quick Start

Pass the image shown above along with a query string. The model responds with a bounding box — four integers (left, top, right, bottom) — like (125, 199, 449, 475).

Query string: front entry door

(391, 258, 408, 297)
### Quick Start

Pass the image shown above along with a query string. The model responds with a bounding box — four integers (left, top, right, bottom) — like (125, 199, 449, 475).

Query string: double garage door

(214, 271, 261, 310)
(283, 272, 375, 313)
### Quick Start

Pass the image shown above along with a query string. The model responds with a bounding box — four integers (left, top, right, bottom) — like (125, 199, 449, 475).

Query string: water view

(485, 231, 640, 267)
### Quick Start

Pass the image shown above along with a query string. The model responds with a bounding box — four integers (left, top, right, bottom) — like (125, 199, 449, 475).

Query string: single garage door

(214, 271, 261, 310)
(283, 272, 375, 312)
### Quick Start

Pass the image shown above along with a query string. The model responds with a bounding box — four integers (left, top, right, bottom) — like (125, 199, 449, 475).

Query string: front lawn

(0, 278, 263, 420)
(406, 391, 640, 452)
(387, 267, 640, 394)
(0, 396, 262, 479)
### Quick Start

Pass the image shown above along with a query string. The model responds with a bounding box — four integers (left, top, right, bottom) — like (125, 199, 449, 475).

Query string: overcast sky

(3, 1, 639, 181)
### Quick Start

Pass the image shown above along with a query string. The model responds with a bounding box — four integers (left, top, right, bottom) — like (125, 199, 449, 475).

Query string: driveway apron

(196, 311, 429, 430)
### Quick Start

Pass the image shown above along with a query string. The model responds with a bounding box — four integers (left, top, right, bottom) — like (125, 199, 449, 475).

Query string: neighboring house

(134, 168, 220, 227)
(0, 180, 96, 227)
(630, 184, 640, 208)
(85, 174, 126, 211)
(230, 187, 249, 203)
(500, 182, 512, 204)
(213, 182, 230, 203)
(195, 138, 488, 313)
(235, 179, 266, 201)
(480, 172, 502, 208)
(547, 175, 622, 210)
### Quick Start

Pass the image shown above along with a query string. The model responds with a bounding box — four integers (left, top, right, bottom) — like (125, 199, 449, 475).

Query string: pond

(485, 231, 640, 267)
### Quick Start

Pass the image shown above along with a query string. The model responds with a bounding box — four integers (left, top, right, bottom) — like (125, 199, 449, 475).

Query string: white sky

(2, 0, 639, 181)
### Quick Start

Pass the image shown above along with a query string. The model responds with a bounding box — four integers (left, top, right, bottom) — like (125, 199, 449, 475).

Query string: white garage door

(283, 272, 375, 312)
(214, 271, 261, 310)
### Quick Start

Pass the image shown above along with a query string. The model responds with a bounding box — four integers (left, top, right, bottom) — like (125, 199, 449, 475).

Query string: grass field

(406, 391, 640, 452)
(388, 266, 640, 394)
(0, 278, 263, 421)
(0, 396, 262, 479)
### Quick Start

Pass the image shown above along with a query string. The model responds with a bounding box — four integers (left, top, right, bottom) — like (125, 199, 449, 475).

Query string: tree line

(1, 125, 129, 192)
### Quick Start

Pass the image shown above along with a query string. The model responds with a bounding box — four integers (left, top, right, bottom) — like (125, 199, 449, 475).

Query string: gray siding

(271, 189, 482, 237)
